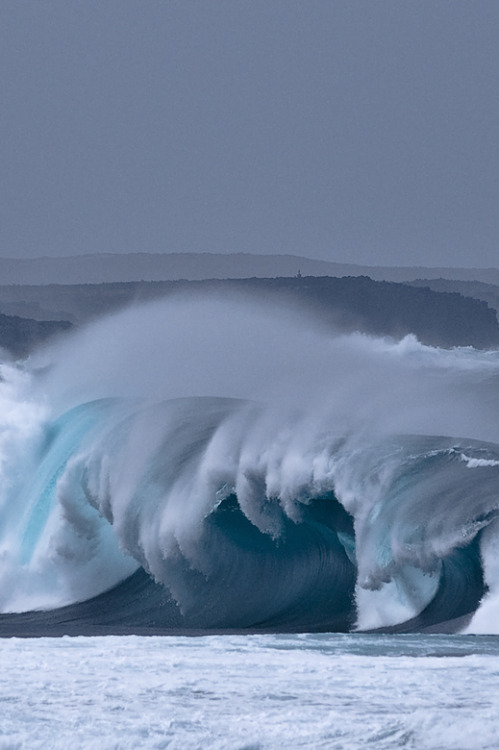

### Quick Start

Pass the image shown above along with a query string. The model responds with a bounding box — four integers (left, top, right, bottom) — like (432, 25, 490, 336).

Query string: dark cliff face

(407, 278, 499, 324)
(0, 275, 498, 356)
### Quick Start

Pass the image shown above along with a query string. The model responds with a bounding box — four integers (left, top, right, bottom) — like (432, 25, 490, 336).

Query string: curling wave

(0, 294, 499, 635)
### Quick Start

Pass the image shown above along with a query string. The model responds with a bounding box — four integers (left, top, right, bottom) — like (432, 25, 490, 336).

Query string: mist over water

(31, 294, 499, 440)
(1, 293, 499, 632)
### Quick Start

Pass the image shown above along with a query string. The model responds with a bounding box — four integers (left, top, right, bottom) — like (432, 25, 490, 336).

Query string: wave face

(1, 294, 499, 635)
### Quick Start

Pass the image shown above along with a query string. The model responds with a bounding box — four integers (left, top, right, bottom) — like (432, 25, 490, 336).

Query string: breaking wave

(1, 294, 499, 635)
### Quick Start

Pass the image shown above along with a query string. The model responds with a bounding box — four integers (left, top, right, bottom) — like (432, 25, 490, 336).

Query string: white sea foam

(461, 454, 499, 468)
(1, 634, 498, 749)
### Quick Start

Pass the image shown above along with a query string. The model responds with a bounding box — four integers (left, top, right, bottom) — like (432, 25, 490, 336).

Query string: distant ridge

(0, 253, 498, 285)
(0, 276, 497, 351)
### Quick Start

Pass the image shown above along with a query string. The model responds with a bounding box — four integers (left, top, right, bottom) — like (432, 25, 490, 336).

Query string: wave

(1, 294, 499, 635)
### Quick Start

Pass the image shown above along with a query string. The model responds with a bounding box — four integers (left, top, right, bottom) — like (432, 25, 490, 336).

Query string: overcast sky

(1, 1, 498, 267)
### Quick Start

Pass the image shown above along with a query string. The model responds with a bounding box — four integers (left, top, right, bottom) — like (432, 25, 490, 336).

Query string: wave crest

(1, 295, 499, 633)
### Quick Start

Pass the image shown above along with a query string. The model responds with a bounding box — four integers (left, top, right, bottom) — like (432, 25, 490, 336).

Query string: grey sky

(1, 1, 498, 267)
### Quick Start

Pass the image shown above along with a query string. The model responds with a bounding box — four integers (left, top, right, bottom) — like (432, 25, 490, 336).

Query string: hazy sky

(1, 1, 498, 267)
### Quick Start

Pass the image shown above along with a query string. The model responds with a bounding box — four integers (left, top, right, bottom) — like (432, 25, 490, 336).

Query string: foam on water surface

(1, 633, 499, 749)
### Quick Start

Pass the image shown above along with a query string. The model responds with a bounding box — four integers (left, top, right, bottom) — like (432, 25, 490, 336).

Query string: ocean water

(2, 633, 499, 749)
(1, 294, 499, 745)
(0, 295, 498, 635)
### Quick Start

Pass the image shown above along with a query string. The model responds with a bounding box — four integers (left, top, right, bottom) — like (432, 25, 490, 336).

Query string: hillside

(0, 276, 497, 353)
(407, 279, 499, 320)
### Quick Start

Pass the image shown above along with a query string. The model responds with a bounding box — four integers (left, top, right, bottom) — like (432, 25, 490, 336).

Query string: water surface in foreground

(2, 633, 499, 749)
